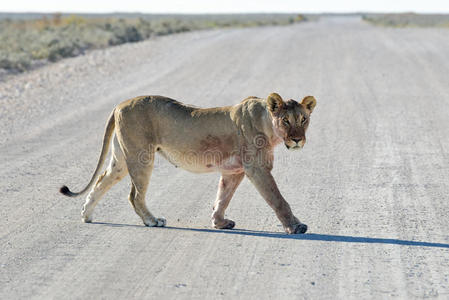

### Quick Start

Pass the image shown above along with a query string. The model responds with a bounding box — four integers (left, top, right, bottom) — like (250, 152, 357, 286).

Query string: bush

(363, 13, 449, 27)
(0, 13, 308, 73)
(0, 52, 31, 71)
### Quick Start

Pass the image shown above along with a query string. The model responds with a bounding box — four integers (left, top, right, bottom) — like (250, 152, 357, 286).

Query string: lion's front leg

(211, 173, 245, 229)
(245, 166, 307, 234)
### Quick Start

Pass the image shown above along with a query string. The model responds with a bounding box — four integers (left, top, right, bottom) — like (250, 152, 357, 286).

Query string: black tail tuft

(60, 185, 71, 196)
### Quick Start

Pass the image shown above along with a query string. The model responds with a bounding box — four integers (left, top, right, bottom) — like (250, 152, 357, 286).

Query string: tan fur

(60, 93, 317, 234)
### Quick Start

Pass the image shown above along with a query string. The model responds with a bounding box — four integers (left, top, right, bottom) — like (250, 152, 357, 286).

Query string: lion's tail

(60, 109, 116, 197)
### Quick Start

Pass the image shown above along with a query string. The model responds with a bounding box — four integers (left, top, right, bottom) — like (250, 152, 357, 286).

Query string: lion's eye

(283, 117, 290, 124)
(301, 117, 308, 125)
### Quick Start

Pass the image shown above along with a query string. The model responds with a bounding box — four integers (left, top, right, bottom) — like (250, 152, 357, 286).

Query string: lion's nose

(292, 138, 302, 143)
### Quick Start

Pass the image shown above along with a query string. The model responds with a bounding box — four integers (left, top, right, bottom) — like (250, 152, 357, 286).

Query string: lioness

(60, 93, 316, 234)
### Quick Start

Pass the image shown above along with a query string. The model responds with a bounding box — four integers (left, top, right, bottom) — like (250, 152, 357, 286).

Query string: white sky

(1, 0, 449, 14)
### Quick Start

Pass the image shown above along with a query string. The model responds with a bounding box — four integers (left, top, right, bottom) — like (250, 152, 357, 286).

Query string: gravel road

(1, 16, 449, 299)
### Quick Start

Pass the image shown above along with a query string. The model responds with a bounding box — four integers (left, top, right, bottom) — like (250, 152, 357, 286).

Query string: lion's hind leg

(125, 146, 166, 227)
(81, 136, 128, 223)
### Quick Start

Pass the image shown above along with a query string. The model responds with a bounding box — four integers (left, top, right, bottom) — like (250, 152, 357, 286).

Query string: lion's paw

(144, 217, 166, 227)
(156, 218, 166, 227)
(81, 217, 92, 223)
(286, 223, 308, 234)
(213, 219, 235, 230)
(81, 210, 92, 223)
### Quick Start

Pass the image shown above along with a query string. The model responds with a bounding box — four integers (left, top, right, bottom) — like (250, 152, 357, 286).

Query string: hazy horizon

(1, 0, 448, 14)
(1, 11, 449, 16)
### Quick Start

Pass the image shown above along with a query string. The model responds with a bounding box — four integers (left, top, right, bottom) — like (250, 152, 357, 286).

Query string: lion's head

(266, 93, 316, 150)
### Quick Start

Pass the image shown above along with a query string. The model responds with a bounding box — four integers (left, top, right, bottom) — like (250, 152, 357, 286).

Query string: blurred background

(1, 0, 448, 76)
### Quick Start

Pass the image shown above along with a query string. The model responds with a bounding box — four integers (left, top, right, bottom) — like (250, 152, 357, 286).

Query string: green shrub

(363, 13, 449, 27)
(0, 52, 31, 71)
(0, 13, 308, 73)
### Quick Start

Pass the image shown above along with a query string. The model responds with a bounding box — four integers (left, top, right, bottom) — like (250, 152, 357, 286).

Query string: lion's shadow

(91, 222, 449, 249)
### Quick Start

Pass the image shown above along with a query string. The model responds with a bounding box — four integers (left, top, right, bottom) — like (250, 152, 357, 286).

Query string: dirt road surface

(1, 17, 449, 299)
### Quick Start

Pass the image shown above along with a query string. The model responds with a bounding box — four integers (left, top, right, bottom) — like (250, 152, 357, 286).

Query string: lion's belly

(214, 155, 244, 174)
(158, 147, 243, 175)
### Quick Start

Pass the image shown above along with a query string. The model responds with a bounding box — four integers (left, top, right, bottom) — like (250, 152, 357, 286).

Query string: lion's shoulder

(240, 96, 262, 103)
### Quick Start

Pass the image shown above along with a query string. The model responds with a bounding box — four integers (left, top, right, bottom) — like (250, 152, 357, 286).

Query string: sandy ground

(1, 16, 449, 299)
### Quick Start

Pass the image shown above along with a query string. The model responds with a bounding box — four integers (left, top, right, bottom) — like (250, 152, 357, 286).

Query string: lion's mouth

(285, 143, 303, 150)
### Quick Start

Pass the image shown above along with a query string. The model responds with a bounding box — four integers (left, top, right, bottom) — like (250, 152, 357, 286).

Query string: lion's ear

(267, 93, 284, 114)
(301, 96, 316, 113)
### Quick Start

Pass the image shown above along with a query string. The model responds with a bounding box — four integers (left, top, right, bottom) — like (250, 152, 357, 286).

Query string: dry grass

(0, 13, 307, 73)
(363, 13, 449, 28)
